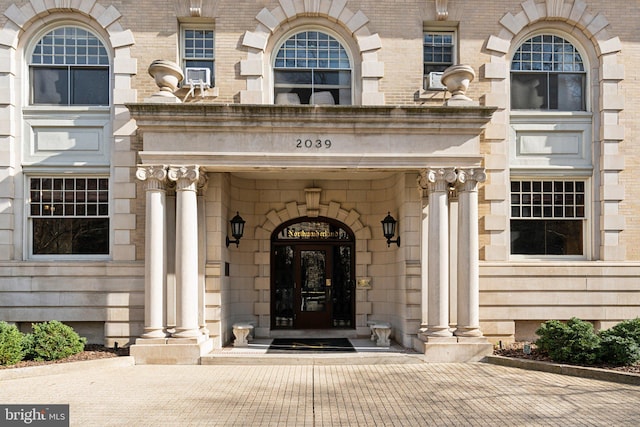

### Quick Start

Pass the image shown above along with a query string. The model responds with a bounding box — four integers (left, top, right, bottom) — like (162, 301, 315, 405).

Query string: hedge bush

(24, 320, 86, 362)
(0, 321, 25, 366)
(535, 317, 600, 365)
(598, 318, 640, 366)
(535, 317, 640, 366)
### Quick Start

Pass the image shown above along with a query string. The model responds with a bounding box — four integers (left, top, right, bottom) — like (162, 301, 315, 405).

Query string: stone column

(136, 165, 168, 339)
(454, 168, 486, 337)
(419, 193, 429, 332)
(420, 168, 457, 337)
(197, 174, 209, 336)
(168, 165, 202, 339)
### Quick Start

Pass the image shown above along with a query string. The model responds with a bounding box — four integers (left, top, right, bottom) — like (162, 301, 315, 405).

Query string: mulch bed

(0, 344, 129, 370)
(494, 342, 640, 374)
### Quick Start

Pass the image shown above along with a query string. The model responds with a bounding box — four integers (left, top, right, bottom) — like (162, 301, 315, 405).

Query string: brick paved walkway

(2, 361, 639, 426)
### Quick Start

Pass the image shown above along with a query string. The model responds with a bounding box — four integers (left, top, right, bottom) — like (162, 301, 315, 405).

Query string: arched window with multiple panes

(26, 25, 112, 258)
(509, 34, 592, 258)
(29, 26, 110, 106)
(273, 30, 352, 105)
(511, 35, 586, 111)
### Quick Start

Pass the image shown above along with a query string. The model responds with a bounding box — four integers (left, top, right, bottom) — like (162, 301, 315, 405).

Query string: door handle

(326, 279, 331, 287)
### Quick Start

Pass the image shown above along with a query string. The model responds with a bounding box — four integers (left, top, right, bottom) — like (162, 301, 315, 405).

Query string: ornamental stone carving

(436, 0, 448, 20)
(147, 60, 184, 103)
(168, 165, 200, 191)
(418, 168, 458, 193)
(136, 165, 168, 190)
(456, 168, 487, 192)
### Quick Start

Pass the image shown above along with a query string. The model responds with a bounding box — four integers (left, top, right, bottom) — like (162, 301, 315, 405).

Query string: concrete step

(200, 339, 428, 365)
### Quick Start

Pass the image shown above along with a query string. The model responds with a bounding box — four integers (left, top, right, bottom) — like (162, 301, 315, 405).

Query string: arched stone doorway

(271, 217, 355, 330)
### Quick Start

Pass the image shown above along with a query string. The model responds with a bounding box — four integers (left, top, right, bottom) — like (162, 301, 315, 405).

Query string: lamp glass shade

(381, 212, 396, 240)
(230, 212, 245, 240)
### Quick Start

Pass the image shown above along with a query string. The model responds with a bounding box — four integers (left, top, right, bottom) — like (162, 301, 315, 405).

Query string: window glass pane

(71, 68, 109, 105)
(511, 73, 547, 109)
(557, 73, 586, 111)
(275, 70, 312, 85)
(33, 218, 109, 254)
(511, 220, 583, 255)
(31, 67, 68, 104)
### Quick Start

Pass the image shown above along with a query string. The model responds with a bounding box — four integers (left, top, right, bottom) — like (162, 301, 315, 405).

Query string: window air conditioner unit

(426, 71, 446, 91)
(184, 67, 211, 87)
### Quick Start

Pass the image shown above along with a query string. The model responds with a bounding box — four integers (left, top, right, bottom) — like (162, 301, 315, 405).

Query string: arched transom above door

(240, 0, 384, 105)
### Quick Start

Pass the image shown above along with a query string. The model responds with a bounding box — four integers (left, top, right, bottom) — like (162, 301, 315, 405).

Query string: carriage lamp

(226, 212, 246, 247)
(381, 212, 400, 247)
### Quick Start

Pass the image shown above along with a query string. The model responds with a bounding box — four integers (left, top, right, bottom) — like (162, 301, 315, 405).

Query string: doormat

(268, 338, 355, 353)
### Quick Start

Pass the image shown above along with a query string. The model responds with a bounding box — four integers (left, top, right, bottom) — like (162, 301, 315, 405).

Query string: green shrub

(0, 321, 25, 365)
(25, 321, 86, 361)
(535, 317, 600, 365)
(598, 334, 640, 366)
(603, 318, 640, 344)
(598, 318, 640, 365)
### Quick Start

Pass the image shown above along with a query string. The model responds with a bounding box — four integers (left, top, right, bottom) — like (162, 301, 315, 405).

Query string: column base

(141, 329, 168, 339)
(454, 327, 484, 337)
(414, 336, 493, 363)
(422, 326, 454, 338)
(130, 336, 214, 364)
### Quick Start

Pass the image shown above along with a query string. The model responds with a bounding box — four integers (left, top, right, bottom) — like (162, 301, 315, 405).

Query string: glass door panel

(273, 245, 294, 327)
(300, 250, 327, 312)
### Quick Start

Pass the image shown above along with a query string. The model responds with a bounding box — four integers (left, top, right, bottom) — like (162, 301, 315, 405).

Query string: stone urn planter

(147, 60, 184, 101)
(441, 64, 476, 101)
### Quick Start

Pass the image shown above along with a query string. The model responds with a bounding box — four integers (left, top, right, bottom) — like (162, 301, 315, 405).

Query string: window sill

(175, 86, 219, 101)
(416, 87, 448, 101)
(23, 105, 111, 116)
(28, 255, 112, 262)
(510, 110, 592, 119)
(508, 255, 588, 262)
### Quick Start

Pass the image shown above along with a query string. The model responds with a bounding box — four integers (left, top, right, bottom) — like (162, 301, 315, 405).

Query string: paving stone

(1, 362, 639, 426)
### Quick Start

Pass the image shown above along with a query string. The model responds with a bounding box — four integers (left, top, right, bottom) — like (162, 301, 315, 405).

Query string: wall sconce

(226, 212, 245, 247)
(381, 212, 400, 247)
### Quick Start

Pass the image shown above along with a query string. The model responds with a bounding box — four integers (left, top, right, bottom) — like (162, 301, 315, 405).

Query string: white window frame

(25, 173, 112, 260)
(180, 24, 215, 88)
(508, 33, 591, 115)
(271, 27, 354, 106)
(28, 25, 111, 107)
(422, 28, 457, 91)
(509, 175, 591, 261)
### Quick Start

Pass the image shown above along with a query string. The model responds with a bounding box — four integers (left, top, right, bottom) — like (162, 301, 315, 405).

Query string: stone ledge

(486, 355, 640, 386)
(0, 356, 135, 381)
(414, 338, 493, 363)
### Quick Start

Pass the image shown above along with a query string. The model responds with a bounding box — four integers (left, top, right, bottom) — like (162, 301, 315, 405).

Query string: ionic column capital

(456, 168, 486, 192)
(136, 165, 168, 191)
(418, 168, 458, 193)
(168, 165, 200, 191)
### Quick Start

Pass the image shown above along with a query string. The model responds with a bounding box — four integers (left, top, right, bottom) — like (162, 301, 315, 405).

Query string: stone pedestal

(130, 336, 214, 365)
(414, 335, 493, 363)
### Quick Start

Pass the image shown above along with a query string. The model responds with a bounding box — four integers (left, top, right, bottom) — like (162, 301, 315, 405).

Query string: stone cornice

(126, 104, 496, 135)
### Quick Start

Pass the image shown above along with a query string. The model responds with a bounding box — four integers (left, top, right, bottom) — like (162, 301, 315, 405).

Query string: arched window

(511, 35, 585, 111)
(30, 26, 110, 105)
(273, 31, 351, 105)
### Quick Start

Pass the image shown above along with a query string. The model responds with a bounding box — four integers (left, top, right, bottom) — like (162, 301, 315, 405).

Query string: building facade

(0, 0, 637, 363)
